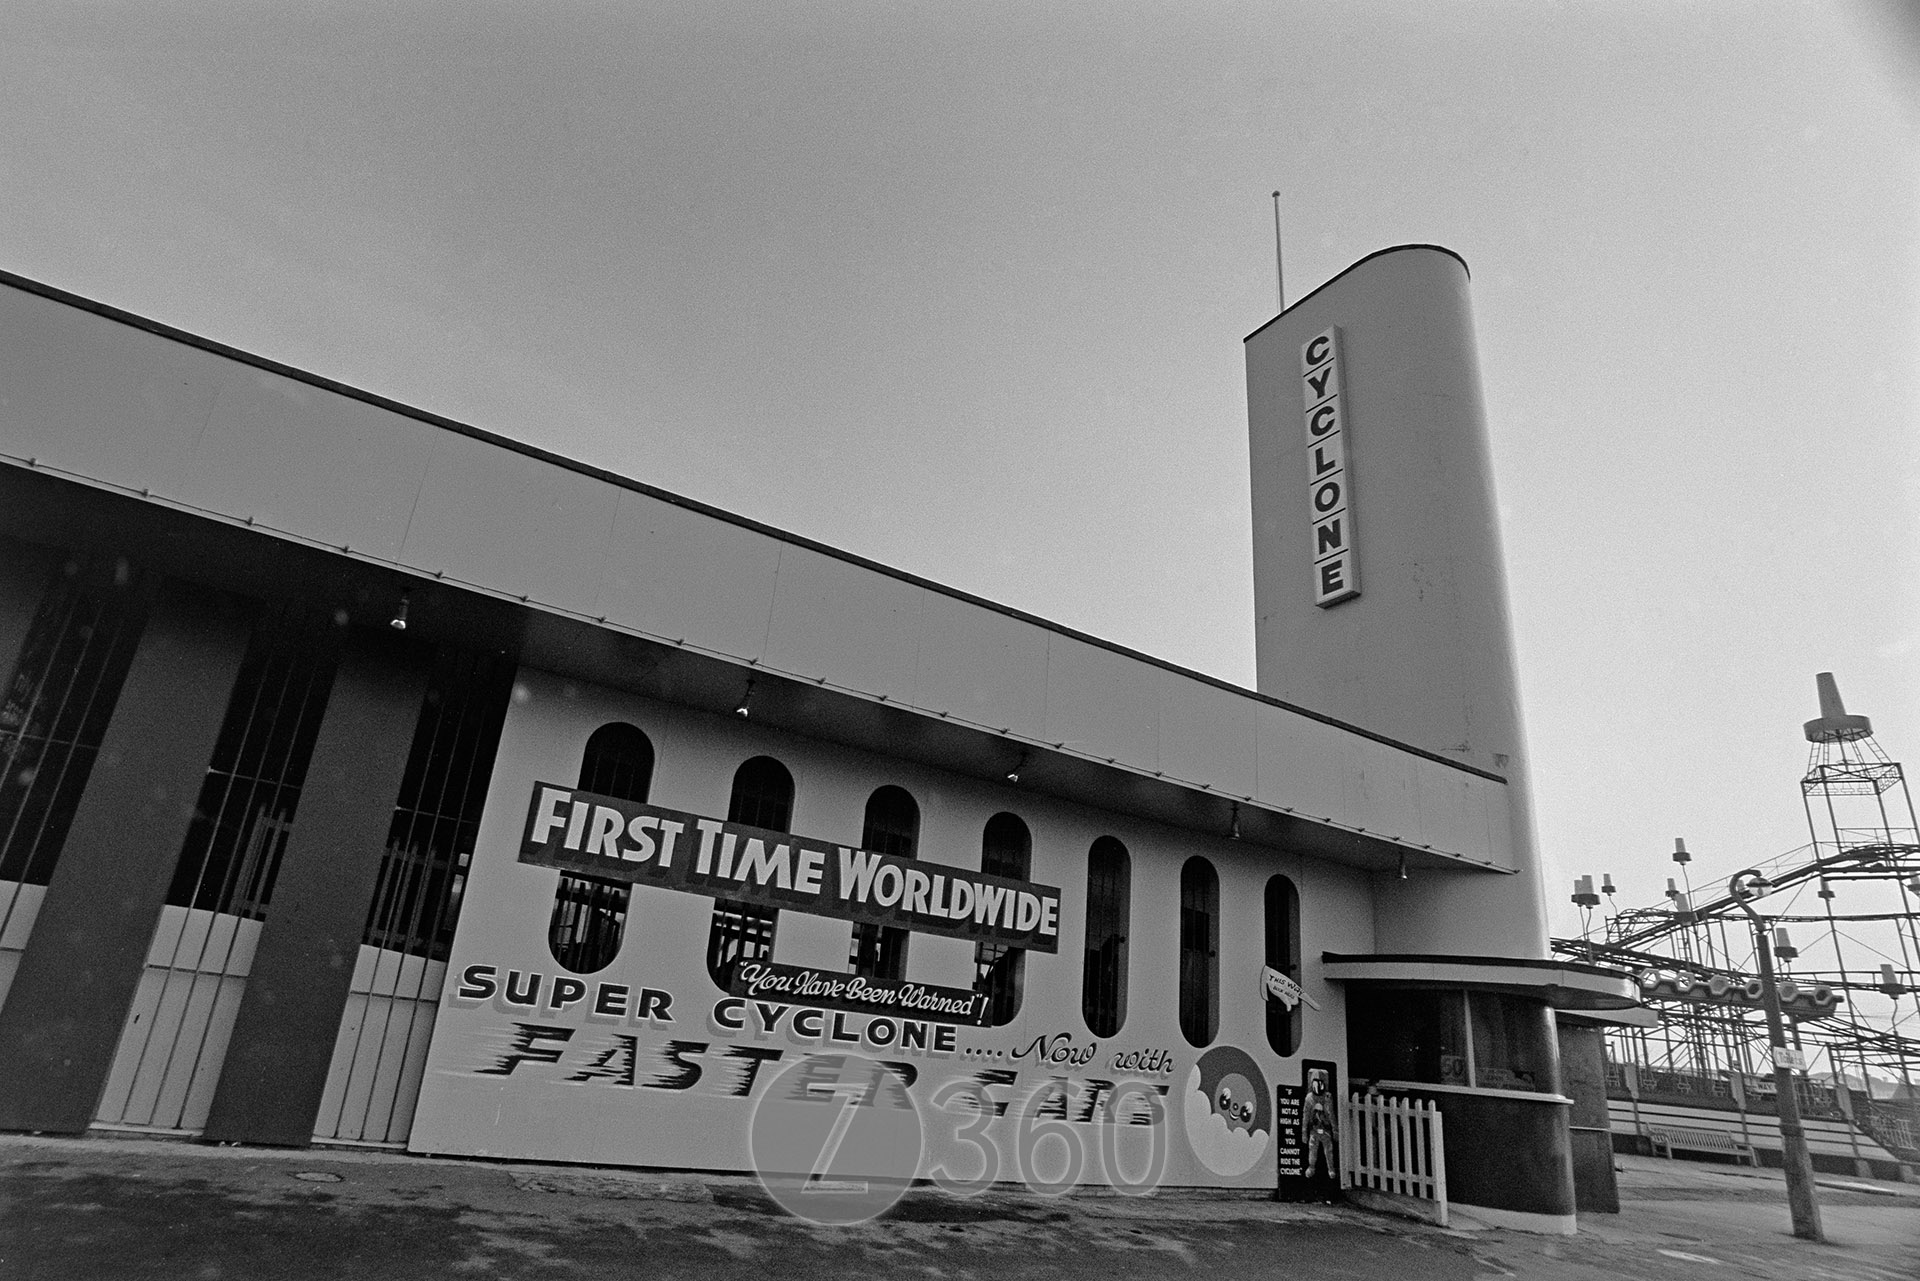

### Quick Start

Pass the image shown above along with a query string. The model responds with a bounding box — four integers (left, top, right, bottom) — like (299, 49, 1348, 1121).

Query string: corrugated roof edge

(1243, 243, 1471, 343)
(0, 265, 1504, 787)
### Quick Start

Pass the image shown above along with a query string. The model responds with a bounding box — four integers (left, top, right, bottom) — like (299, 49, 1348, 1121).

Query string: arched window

(1178, 856, 1219, 1047)
(1264, 874, 1302, 1056)
(1081, 836, 1131, 1036)
(547, 723, 655, 973)
(972, 813, 1031, 1026)
(706, 755, 793, 989)
(850, 785, 918, 979)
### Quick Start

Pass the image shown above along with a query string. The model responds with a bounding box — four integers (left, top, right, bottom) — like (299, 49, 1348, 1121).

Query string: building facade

(0, 247, 1631, 1229)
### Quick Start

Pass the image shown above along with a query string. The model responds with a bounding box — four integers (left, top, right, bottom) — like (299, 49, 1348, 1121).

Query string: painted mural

(408, 669, 1354, 1192)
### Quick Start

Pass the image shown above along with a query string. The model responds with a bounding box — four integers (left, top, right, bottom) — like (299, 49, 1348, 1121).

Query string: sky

(2, 1, 1916, 943)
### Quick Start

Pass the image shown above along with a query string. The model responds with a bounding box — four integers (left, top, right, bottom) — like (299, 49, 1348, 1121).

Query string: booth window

(707, 755, 793, 988)
(973, 812, 1032, 1026)
(1346, 988, 1554, 1093)
(1178, 856, 1219, 1047)
(1264, 874, 1302, 1056)
(1081, 836, 1130, 1036)
(546, 722, 656, 973)
(166, 608, 340, 919)
(362, 647, 514, 962)
(850, 785, 918, 979)
(0, 553, 148, 887)
(1347, 989, 1469, 1085)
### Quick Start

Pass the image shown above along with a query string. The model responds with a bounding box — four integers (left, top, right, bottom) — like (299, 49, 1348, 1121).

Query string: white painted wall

(408, 665, 1376, 1188)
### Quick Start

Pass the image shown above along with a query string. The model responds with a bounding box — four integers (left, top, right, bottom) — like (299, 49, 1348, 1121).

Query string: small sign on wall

(1275, 1059, 1342, 1201)
(1301, 328, 1359, 607)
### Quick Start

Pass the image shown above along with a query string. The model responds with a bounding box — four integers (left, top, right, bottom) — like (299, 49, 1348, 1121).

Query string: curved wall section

(1246, 247, 1547, 956)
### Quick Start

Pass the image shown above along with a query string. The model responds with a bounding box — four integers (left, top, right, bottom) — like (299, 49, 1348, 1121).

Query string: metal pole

(1733, 869, 1824, 1241)
(1271, 191, 1285, 312)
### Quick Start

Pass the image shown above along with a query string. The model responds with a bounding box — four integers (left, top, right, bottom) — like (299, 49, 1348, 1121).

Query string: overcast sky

(4, 1, 1916, 938)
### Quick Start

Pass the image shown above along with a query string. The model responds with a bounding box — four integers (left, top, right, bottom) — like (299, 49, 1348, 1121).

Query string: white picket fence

(1344, 1091, 1448, 1225)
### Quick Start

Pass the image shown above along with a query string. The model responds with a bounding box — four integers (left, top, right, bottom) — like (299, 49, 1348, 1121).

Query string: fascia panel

(0, 288, 218, 498)
(1042, 634, 1159, 767)
(909, 592, 1048, 740)
(761, 544, 924, 701)
(595, 490, 782, 662)
(1254, 701, 1349, 828)
(1155, 669, 1256, 797)
(175, 374, 434, 560)
(400, 433, 619, 617)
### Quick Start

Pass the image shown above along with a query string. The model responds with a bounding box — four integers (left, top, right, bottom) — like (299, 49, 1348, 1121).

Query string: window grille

(0, 553, 148, 886)
(973, 812, 1032, 1026)
(360, 648, 514, 961)
(166, 611, 338, 919)
(706, 755, 792, 988)
(547, 723, 655, 973)
(1178, 856, 1219, 1047)
(1081, 835, 1130, 1036)
(1264, 874, 1301, 1055)
(849, 785, 917, 979)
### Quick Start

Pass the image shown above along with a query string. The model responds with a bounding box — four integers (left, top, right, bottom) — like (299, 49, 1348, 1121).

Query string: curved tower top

(1245, 245, 1546, 955)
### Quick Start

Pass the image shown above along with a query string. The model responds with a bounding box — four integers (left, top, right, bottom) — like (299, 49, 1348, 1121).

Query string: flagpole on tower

(1271, 190, 1285, 312)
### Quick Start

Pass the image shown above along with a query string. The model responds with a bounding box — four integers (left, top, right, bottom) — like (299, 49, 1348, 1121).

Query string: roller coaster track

(1589, 842, 1918, 953)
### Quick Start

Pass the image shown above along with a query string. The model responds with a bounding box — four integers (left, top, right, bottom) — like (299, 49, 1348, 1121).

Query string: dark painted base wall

(1556, 1020, 1620, 1213)
(1395, 1087, 1577, 1218)
(202, 631, 428, 1146)
(0, 581, 252, 1132)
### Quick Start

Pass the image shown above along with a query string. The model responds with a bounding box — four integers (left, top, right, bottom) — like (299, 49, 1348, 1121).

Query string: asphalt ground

(1, 1137, 1915, 1280)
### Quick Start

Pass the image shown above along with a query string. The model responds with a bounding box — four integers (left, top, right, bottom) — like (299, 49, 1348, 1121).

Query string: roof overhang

(0, 268, 1526, 877)
(1555, 1006, 1661, 1029)
(0, 462, 1494, 876)
(1321, 952, 1643, 1012)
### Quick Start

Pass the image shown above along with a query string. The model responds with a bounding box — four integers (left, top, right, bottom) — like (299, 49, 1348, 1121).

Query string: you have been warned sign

(1302, 327, 1360, 607)
(521, 784, 1063, 957)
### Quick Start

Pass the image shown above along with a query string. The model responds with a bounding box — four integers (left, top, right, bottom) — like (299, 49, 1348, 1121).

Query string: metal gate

(94, 620, 332, 1133)
(0, 552, 149, 1015)
(94, 905, 262, 1132)
(312, 649, 510, 1145)
(0, 880, 45, 1014)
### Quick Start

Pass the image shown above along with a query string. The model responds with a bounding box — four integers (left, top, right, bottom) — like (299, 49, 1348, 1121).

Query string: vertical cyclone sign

(1302, 328, 1359, 607)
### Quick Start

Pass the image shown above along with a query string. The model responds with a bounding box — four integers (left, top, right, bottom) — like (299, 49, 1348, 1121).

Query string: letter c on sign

(1308, 404, 1338, 437)
(1305, 335, 1332, 367)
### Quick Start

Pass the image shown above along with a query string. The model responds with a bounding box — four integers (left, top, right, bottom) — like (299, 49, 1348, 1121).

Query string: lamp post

(1729, 868, 1823, 1242)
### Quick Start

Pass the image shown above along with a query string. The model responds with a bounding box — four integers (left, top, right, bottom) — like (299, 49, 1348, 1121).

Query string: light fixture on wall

(390, 592, 410, 632)
(1228, 803, 1242, 841)
(735, 678, 754, 718)
(1397, 852, 1408, 880)
(1006, 749, 1028, 784)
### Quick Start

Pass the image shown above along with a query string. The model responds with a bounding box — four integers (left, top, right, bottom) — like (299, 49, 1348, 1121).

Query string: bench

(1646, 1125, 1759, 1167)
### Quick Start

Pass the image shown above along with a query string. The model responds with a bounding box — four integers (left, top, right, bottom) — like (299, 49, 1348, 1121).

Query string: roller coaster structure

(1554, 675, 1920, 1149)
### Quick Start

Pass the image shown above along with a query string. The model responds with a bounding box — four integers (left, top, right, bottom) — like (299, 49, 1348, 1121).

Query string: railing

(1606, 1062, 1849, 1117)
(1344, 1091, 1447, 1226)
(1865, 1113, 1920, 1159)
